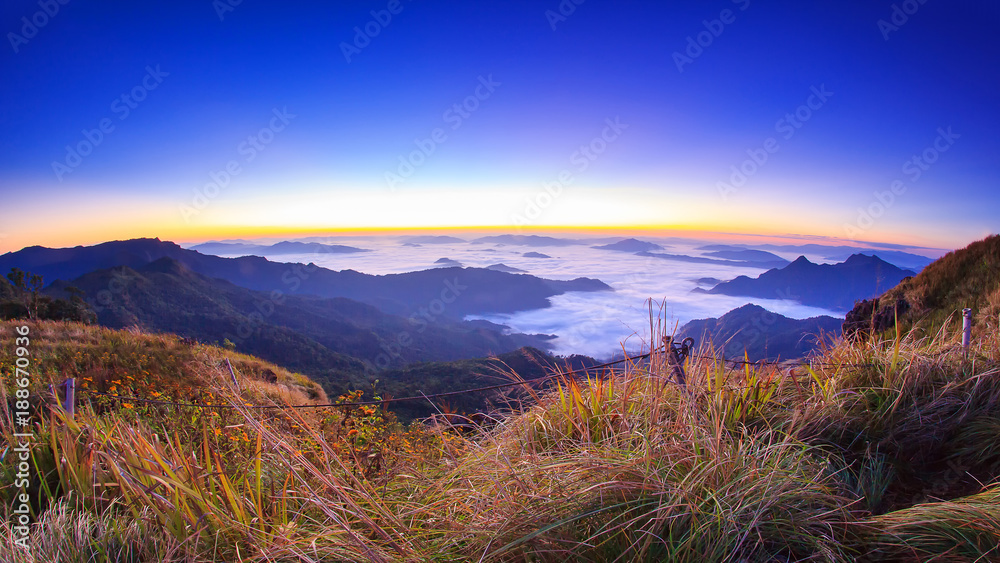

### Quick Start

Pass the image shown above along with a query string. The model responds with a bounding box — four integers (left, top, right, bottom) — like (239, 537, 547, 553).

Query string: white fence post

(962, 308, 973, 358)
(61, 378, 75, 418)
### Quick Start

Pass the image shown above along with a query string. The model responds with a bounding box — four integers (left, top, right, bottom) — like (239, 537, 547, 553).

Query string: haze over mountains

(45, 257, 556, 381)
(592, 238, 665, 253)
(638, 250, 790, 270)
(699, 244, 934, 271)
(190, 241, 370, 256)
(0, 238, 610, 319)
(0, 235, 942, 359)
(0, 237, 618, 411)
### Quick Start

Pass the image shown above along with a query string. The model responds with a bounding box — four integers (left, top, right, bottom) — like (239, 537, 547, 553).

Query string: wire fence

(69, 346, 895, 412)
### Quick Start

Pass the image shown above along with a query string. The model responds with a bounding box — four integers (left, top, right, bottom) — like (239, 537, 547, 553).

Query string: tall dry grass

(0, 319, 998, 561)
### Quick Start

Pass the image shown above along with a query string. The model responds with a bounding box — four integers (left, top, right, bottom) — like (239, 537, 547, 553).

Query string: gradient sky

(1, 0, 997, 254)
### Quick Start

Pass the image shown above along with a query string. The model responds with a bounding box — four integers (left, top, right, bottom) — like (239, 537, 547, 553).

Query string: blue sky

(0, 0, 997, 253)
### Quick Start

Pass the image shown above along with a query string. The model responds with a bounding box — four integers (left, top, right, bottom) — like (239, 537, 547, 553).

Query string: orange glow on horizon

(0, 219, 951, 256)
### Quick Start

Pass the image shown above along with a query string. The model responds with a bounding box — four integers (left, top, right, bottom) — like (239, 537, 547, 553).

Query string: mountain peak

(843, 253, 881, 266)
(702, 252, 915, 311)
(729, 303, 768, 315)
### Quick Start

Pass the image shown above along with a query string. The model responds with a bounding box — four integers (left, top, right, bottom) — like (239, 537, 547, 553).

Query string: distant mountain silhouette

(703, 249, 788, 265)
(190, 241, 369, 256)
(592, 238, 664, 252)
(0, 238, 611, 318)
(636, 251, 787, 269)
(434, 258, 463, 267)
(678, 303, 841, 361)
(698, 243, 934, 271)
(47, 258, 554, 377)
(471, 235, 584, 247)
(692, 254, 915, 311)
(486, 263, 526, 273)
(523, 252, 551, 258)
(401, 235, 466, 244)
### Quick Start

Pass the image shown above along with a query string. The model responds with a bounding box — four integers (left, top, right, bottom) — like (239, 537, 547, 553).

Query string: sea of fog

(201, 236, 849, 359)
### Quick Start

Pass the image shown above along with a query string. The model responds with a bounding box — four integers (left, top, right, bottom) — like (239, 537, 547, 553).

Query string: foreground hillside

(0, 320, 326, 407)
(845, 234, 1000, 338)
(2, 315, 999, 561)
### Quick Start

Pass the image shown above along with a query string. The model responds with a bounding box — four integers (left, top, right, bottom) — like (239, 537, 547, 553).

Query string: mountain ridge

(0, 238, 611, 319)
(677, 303, 841, 361)
(693, 253, 915, 311)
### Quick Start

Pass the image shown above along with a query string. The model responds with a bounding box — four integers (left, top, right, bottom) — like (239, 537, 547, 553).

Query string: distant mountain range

(46, 257, 556, 390)
(697, 244, 934, 271)
(678, 304, 841, 361)
(637, 251, 789, 270)
(486, 263, 526, 273)
(189, 241, 369, 256)
(702, 249, 787, 264)
(400, 235, 466, 244)
(592, 238, 664, 252)
(693, 254, 916, 311)
(471, 235, 585, 247)
(0, 238, 610, 319)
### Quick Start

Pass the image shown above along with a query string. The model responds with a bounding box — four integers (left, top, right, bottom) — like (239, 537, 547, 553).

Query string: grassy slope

(880, 233, 1000, 335)
(0, 316, 998, 561)
(0, 320, 326, 411)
